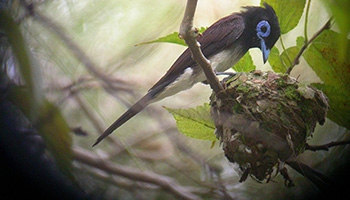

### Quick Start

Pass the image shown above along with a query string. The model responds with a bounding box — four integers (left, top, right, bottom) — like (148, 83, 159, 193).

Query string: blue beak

(260, 39, 270, 64)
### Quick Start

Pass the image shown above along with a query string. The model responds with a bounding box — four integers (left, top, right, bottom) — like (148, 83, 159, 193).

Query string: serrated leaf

(136, 31, 187, 46)
(263, 0, 306, 34)
(232, 52, 256, 72)
(165, 103, 216, 141)
(136, 27, 207, 47)
(301, 30, 350, 129)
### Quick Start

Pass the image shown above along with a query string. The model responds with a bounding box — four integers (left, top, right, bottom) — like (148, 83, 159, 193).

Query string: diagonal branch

(286, 18, 332, 74)
(178, 0, 225, 97)
(286, 160, 334, 191)
(305, 140, 350, 151)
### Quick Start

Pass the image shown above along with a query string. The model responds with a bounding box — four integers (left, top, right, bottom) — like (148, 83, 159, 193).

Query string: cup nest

(210, 70, 329, 184)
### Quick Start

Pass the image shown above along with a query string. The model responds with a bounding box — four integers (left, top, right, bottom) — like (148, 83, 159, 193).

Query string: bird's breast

(209, 45, 245, 72)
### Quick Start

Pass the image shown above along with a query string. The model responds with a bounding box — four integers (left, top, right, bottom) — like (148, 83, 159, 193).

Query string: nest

(210, 70, 329, 185)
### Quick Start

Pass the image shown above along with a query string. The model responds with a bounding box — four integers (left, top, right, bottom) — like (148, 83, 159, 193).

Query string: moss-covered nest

(210, 70, 329, 185)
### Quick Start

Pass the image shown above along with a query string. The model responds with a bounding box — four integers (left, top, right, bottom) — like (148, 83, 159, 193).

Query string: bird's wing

(149, 14, 245, 92)
(93, 15, 245, 146)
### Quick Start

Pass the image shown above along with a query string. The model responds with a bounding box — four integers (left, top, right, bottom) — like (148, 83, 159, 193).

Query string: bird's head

(242, 3, 280, 63)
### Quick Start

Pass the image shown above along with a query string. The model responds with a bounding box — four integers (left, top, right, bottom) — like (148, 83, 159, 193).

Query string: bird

(93, 3, 280, 146)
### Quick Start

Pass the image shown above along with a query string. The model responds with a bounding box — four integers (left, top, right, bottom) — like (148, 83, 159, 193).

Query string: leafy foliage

(322, 0, 350, 60)
(297, 31, 350, 129)
(8, 1, 349, 198)
(163, 0, 349, 140)
(165, 104, 216, 141)
(269, 46, 299, 73)
(263, 0, 306, 34)
(232, 52, 256, 72)
(136, 27, 207, 47)
(136, 31, 187, 46)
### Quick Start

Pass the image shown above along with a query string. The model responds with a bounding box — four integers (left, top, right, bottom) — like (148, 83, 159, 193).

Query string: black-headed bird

(93, 3, 280, 146)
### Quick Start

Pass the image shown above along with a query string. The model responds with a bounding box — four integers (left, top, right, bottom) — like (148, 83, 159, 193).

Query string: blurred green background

(1, 0, 349, 199)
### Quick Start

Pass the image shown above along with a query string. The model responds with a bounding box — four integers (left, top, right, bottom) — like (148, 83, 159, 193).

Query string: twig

(73, 147, 200, 200)
(303, 0, 312, 42)
(178, 0, 224, 96)
(286, 18, 332, 74)
(305, 140, 350, 151)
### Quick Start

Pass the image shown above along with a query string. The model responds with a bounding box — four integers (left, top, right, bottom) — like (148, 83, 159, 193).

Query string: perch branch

(178, 0, 224, 96)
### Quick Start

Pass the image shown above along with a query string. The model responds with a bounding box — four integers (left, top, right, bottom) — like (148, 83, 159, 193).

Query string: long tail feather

(92, 92, 154, 147)
(93, 75, 181, 146)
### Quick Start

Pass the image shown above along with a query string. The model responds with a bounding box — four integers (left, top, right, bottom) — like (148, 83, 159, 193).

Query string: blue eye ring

(256, 20, 270, 38)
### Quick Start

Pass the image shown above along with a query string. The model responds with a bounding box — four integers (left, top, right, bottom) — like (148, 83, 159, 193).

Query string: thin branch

(178, 0, 224, 97)
(279, 36, 292, 68)
(286, 18, 332, 74)
(304, 0, 312, 42)
(286, 160, 333, 191)
(73, 147, 200, 200)
(305, 140, 350, 151)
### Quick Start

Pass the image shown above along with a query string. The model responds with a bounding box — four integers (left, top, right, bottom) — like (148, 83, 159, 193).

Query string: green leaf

(136, 27, 207, 47)
(301, 30, 350, 87)
(0, 11, 41, 115)
(136, 31, 186, 46)
(263, 0, 306, 34)
(312, 83, 350, 130)
(268, 47, 284, 73)
(37, 101, 73, 179)
(301, 30, 350, 129)
(296, 36, 305, 48)
(269, 46, 299, 73)
(165, 103, 216, 141)
(280, 46, 299, 69)
(321, 0, 350, 60)
(232, 52, 256, 72)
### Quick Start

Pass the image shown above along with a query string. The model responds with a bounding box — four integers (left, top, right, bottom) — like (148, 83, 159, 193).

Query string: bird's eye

(256, 20, 271, 38)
